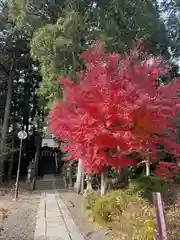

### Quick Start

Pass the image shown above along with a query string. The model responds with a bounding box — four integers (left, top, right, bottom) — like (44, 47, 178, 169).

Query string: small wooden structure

(37, 135, 63, 177)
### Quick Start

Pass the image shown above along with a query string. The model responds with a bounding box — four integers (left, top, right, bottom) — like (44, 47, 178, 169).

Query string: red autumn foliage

(154, 161, 180, 181)
(49, 41, 180, 174)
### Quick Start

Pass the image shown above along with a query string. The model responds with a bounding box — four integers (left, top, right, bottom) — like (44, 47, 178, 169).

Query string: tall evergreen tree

(160, 0, 180, 58)
(8, 0, 171, 114)
(0, 1, 42, 182)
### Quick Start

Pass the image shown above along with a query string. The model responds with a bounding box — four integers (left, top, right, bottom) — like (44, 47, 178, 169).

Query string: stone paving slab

(56, 197, 85, 240)
(34, 192, 84, 240)
(34, 195, 46, 240)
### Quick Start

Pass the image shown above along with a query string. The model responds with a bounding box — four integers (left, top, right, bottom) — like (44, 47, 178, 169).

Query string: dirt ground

(0, 186, 40, 240)
(59, 190, 113, 240)
(1, 187, 111, 240)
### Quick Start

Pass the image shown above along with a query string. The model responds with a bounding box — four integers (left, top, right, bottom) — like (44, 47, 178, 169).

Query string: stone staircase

(35, 174, 66, 191)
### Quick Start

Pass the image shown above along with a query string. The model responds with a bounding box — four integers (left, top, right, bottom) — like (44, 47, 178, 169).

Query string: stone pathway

(34, 192, 85, 240)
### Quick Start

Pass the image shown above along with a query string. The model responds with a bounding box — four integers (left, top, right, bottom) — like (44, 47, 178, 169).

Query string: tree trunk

(101, 167, 108, 196)
(34, 132, 42, 177)
(62, 162, 68, 188)
(86, 175, 93, 192)
(118, 167, 129, 187)
(7, 124, 16, 181)
(0, 64, 13, 183)
(145, 161, 150, 176)
(68, 163, 73, 189)
(22, 77, 31, 158)
(24, 101, 30, 158)
(80, 169, 85, 194)
(74, 159, 83, 194)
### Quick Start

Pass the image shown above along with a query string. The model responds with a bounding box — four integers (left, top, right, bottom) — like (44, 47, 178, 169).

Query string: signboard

(41, 137, 58, 148)
(18, 130, 27, 140)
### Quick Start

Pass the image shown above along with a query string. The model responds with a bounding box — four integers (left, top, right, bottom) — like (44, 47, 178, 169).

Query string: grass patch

(84, 177, 180, 240)
(166, 204, 180, 240)
(84, 190, 155, 240)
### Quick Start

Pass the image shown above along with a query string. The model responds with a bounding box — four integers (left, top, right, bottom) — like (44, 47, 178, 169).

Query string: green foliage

(0, 1, 43, 172)
(8, 0, 66, 30)
(84, 190, 155, 240)
(85, 178, 180, 239)
(84, 191, 97, 211)
(160, 0, 180, 58)
(8, 0, 171, 118)
(127, 176, 176, 205)
(30, 15, 76, 108)
(108, 169, 117, 178)
(98, 0, 169, 55)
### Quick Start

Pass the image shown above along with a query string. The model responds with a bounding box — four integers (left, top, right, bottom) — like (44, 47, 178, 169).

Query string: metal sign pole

(14, 138, 23, 199)
(14, 130, 27, 200)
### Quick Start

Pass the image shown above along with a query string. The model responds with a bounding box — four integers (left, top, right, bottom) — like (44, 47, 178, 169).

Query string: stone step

(35, 178, 66, 191)
(35, 182, 65, 186)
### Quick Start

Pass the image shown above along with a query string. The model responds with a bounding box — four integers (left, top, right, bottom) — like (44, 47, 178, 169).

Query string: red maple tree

(49, 42, 180, 174)
(154, 161, 180, 181)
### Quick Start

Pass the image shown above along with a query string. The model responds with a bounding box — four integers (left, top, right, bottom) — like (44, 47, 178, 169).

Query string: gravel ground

(0, 193, 40, 240)
(58, 190, 112, 240)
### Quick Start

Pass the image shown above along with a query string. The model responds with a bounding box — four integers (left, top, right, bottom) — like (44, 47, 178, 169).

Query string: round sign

(18, 130, 27, 140)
